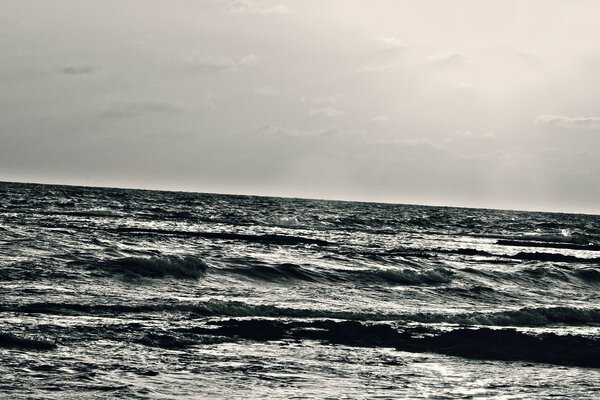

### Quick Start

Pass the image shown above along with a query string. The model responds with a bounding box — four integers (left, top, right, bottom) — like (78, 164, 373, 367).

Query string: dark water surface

(1, 181, 599, 399)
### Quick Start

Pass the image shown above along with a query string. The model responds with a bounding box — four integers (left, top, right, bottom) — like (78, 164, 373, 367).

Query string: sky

(1, 0, 600, 214)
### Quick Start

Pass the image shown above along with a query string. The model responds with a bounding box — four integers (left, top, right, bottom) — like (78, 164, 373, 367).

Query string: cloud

(372, 115, 393, 122)
(226, 0, 289, 14)
(253, 86, 280, 96)
(254, 124, 342, 138)
(239, 54, 261, 66)
(427, 53, 466, 67)
(61, 65, 96, 75)
(427, 53, 467, 67)
(178, 53, 260, 72)
(453, 129, 495, 138)
(99, 101, 183, 118)
(299, 95, 340, 103)
(187, 55, 237, 73)
(376, 36, 406, 51)
(535, 115, 600, 130)
(309, 107, 344, 117)
(356, 64, 396, 73)
(315, 95, 339, 104)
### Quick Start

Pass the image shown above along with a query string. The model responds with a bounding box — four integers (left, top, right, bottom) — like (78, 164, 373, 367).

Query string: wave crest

(409, 306, 600, 326)
(0, 332, 56, 350)
(374, 267, 454, 285)
(186, 319, 600, 368)
(101, 255, 209, 279)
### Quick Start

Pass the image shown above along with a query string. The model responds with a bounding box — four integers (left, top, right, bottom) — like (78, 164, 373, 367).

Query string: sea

(1, 181, 599, 399)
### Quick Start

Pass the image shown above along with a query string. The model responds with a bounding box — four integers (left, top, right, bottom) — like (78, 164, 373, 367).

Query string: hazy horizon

(2, 0, 600, 214)
(3, 178, 599, 216)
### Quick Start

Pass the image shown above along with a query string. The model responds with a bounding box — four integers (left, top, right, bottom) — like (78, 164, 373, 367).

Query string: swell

(408, 306, 600, 326)
(0, 299, 403, 319)
(40, 209, 123, 218)
(361, 247, 600, 264)
(461, 263, 600, 287)
(497, 239, 600, 252)
(81, 254, 454, 285)
(182, 319, 600, 368)
(511, 251, 600, 264)
(440, 248, 600, 264)
(475, 232, 596, 246)
(84, 255, 209, 279)
(224, 263, 454, 285)
(5, 300, 600, 327)
(10, 316, 597, 368)
(112, 227, 332, 247)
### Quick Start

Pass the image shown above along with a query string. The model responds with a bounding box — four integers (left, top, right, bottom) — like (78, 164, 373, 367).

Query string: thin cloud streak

(61, 66, 96, 75)
(535, 115, 600, 130)
(99, 101, 183, 119)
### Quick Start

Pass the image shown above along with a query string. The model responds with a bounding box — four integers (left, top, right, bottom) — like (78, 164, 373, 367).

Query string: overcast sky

(2, 0, 600, 213)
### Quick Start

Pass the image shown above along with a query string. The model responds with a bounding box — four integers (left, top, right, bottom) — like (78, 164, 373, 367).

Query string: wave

(4, 299, 442, 322)
(184, 319, 600, 368)
(424, 248, 599, 264)
(134, 332, 224, 349)
(41, 209, 123, 218)
(497, 239, 600, 252)
(437, 248, 600, 264)
(226, 263, 320, 282)
(112, 227, 332, 247)
(271, 215, 301, 227)
(415, 327, 600, 368)
(574, 268, 600, 283)
(366, 247, 600, 266)
(461, 263, 600, 288)
(82, 252, 453, 285)
(93, 255, 209, 279)
(226, 263, 454, 285)
(5, 301, 170, 315)
(0, 332, 56, 350)
(372, 267, 453, 285)
(480, 231, 594, 246)
(511, 251, 600, 264)
(3, 299, 399, 320)
(11, 300, 598, 328)
(408, 306, 600, 326)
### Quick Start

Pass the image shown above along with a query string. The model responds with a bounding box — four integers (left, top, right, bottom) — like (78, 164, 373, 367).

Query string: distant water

(1, 181, 599, 399)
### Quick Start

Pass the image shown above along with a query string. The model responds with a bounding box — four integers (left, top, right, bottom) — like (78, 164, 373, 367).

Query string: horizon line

(1, 179, 598, 217)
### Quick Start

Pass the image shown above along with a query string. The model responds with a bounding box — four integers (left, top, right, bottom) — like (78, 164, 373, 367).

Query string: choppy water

(1, 181, 599, 399)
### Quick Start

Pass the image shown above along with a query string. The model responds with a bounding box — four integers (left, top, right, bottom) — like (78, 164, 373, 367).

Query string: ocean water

(1, 181, 599, 399)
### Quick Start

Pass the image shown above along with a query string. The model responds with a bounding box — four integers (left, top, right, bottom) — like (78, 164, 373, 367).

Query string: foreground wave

(181, 319, 600, 368)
